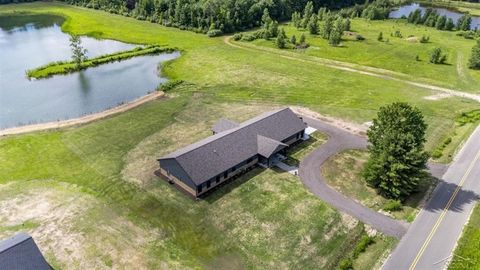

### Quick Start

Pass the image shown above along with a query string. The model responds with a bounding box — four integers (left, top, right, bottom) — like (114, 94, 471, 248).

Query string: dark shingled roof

(257, 135, 288, 158)
(211, 118, 239, 134)
(0, 233, 51, 270)
(159, 108, 306, 185)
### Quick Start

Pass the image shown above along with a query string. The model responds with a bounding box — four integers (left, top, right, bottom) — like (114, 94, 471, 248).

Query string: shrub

(429, 47, 447, 64)
(233, 33, 243, 41)
(207, 29, 223, 37)
(383, 199, 403, 212)
(157, 80, 184, 92)
(241, 34, 256, 41)
(353, 235, 375, 258)
(356, 34, 365, 41)
(338, 258, 353, 270)
(420, 35, 430, 43)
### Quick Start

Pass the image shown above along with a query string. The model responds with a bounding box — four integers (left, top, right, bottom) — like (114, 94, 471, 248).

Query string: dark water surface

(0, 14, 179, 129)
(389, 3, 480, 30)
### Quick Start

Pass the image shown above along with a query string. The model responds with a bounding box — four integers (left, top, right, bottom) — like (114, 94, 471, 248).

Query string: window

(247, 158, 253, 163)
(206, 180, 211, 188)
(231, 166, 236, 173)
(224, 171, 228, 178)
(216, 176, 220, 183)
(198, 185, 203, 193)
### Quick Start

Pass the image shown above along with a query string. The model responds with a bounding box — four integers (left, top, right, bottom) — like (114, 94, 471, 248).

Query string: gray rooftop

(0, 233, 51, 270)
(159, 108, 306, 185)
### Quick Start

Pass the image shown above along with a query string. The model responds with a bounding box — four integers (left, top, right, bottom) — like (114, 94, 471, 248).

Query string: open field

(322, 150, 434, 222)
(449, 203, 480, 270)
(0, 2, 479, 268)
(0, 90, 395, 269)
(247, 19, 480, 93)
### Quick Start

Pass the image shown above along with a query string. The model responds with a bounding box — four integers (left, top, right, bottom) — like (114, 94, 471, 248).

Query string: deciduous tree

(70, 35, 88, 69)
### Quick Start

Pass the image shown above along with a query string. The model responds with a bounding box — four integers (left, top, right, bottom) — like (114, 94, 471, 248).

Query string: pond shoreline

(0, 91, 165, 136)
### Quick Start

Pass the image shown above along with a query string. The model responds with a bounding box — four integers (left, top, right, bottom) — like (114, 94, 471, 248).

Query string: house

(157, 107, 307, 197)
(0, 233, 51, 270)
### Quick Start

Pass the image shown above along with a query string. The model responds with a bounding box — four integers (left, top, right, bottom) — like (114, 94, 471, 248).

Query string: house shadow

(423, 179, 480, 213)
(202, 166, 266, 204)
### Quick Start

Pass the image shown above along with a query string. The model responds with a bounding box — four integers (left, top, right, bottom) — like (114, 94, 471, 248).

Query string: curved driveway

(298, 116, 410, 238)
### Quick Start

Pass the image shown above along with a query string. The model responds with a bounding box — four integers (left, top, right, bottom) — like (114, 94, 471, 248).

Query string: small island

(27, 43, 176, 79)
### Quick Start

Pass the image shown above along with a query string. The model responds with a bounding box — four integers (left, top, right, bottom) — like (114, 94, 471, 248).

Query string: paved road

(298, 117, 410, 238)
(384, 126, 480, 270)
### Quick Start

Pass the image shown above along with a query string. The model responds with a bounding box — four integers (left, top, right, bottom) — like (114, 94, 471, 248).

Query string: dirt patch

(406, 36, 419, 43)
(291, 106, 368, 136)
(423, 93, 453, 100)
(0, 181, 160, 269)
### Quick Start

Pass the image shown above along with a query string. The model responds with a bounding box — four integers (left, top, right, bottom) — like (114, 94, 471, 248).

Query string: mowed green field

(249, 18, 480, 93)
(0, 91, 395, 269)
(0, 1, 478, 268)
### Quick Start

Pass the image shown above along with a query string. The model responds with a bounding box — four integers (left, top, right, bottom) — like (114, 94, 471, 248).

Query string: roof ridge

(161, 107, 290, 159)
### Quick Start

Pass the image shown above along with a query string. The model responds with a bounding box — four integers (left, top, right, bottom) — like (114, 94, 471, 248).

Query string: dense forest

(0, 0, 365, 34)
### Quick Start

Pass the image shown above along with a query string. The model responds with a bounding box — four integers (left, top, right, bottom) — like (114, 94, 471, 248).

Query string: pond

(0, 14, 179, 129)
(389, 3, 480, 30)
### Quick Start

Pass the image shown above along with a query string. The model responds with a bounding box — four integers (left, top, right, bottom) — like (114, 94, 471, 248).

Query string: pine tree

(445, 18, 455, 31)
(300, 33, 306, 44)
(276, 28, 286, 49)
(329, 18, 343, 46)
(292, 12, 301, 28)
(308, 14, 319, 34)
(435, 15, 446, 30)
(363, 103, 429, 200)
(469, 40, 480, 70)
(321, 14, 334, 39)
(290, 34, 297, 45)
(344, 18, 351, 32)
(301, 1, 314, 28)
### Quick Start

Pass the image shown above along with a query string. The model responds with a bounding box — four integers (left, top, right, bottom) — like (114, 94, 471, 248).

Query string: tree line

(407, 8, 472, 31)
(0, 0, 366, 35)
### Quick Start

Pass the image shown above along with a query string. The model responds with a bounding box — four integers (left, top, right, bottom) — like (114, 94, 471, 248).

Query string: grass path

(224, 36, 480, 103)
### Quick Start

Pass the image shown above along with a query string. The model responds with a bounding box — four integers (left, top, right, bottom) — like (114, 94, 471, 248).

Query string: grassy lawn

(284, 132, 328, 167)
(322, 150, 435, 222)
(246, 18, 480, 93)
(0, 2, 479, 267)
(0, 3, 477, 155)
(0, 90, 394, 269)
(449, 203, 480, 270)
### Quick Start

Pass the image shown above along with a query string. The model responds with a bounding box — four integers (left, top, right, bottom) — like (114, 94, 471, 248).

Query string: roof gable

(257, 135, 288, 158)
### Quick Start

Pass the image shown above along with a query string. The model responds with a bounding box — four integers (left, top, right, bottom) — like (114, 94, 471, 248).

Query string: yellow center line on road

(409, 149, 480, 270)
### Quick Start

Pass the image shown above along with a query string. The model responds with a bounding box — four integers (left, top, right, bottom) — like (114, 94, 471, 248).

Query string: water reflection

(0, 14, 179, 129)
(390, 3, 480, 30)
